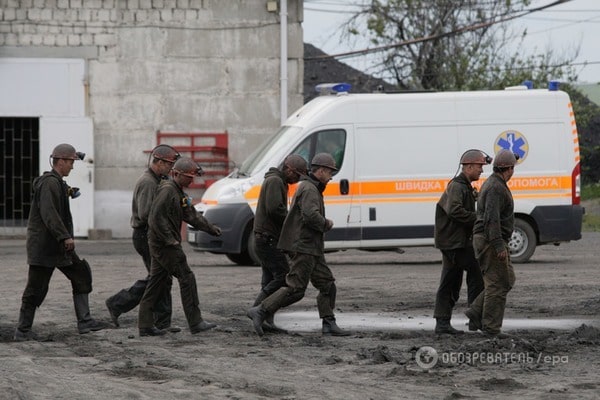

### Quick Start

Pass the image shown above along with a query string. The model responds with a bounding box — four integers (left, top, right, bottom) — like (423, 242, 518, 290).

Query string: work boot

(253, 292, 287, 333)
(74, 294, 109, 334)
(105, 298, 121, 328)
(464, 309, 482, 332)
(190, 320, 217, 334)
(14, 305, 37, 341)
(434, 318, 464, 335)
(262, 312, 288, 334)
(252, 291, 268, 307)
(481, 330, 514, 339)
(322, 316, 350, 337)
(14, 328, 38, 342)
(158, 325, 182, 333)
(246, 305, 267, 336)
(139, 327, 167, 337)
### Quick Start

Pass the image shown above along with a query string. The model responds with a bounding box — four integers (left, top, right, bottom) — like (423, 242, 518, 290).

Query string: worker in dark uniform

(138, 157, 222, 336)
(14, 143, 107, 340)
(251, 154, 308, 333)
(246, 153, 350, 337)
(433, 149, 488, 334)
(465, 149, 518, 337)
(105, 144, 180, 331)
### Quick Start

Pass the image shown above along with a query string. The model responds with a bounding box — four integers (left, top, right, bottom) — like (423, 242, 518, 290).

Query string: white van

(188, 83, 584, 265)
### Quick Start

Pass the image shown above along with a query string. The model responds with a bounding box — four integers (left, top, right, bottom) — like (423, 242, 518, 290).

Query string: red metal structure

(147, 131, 231, 189)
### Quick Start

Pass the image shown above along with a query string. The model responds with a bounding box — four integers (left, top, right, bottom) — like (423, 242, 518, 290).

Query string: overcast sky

(303, 0, 600, 84)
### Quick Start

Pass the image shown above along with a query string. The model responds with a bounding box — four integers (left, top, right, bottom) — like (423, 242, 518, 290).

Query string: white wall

(0, 0, 305, 238)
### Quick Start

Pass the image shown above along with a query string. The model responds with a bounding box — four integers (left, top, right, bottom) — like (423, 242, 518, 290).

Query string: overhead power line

(305, 0, 575, 61)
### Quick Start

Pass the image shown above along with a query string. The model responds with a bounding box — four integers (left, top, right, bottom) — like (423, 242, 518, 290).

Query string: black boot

(253, 291, 287, 333)
(14, 305, 37, 341)
(435, 318, 464, 335)
(190, 320, 217, 334)
(252, 291, 267, 307)
(139, 327, 167, 337)
(74, 294, 109, 334)
(104, 278, 149, 328)
(105, 297, 121, 327)
(246, 305, 267, 336)
(464, 309, 482, 331)
(263, 312, 288, 334)
(322, 316, 350, 336)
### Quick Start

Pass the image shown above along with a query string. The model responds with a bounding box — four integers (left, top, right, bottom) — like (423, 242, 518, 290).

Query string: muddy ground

(0, 232, 599, 400)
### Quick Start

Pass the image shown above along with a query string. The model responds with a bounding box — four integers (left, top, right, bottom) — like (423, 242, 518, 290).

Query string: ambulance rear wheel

(509, 219, 536, 263)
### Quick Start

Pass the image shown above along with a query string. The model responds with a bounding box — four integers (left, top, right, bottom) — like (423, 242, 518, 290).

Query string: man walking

(106, 144, 180, 331)
(138, 157, 221, 336)
(433, 149, 487, 334)
(465, 149, 518, 337)
(251, 154, 308, 333)
(247, 153, 349, 337)
(14, 144, 107, 340)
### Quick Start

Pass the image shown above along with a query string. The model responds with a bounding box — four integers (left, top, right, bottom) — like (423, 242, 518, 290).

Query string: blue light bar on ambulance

(548, 80, 560, 91)
(315, 82, 352, 95)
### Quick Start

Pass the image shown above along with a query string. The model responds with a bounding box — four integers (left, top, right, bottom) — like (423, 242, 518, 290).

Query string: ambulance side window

(292, 137, 312, 165)
(291, 130, 346, 172)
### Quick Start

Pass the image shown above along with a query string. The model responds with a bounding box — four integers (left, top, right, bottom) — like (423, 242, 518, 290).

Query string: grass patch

(582, 185, 600, 231)
(583, 213, 600, 232)
(582, 184, 600, 200)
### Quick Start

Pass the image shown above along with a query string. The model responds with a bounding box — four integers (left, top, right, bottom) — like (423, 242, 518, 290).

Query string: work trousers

(433, 247, 484, 319)
(138, 245, 203, 330)
(469, 234, 516, 334)
(262, 252, 336, 318)
(18, 259, 93, 331)
(254, 233, 290, 296)
(21, 257, 93, 308)
(106, 228, 172, 328)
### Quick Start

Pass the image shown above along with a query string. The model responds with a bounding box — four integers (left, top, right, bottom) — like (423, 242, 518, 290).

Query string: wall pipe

(280, 0, 288, 125)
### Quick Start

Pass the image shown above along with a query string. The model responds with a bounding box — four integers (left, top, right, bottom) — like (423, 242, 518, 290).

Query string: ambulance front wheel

(509, 218, 536, 263)
(225, 223, 260, 266)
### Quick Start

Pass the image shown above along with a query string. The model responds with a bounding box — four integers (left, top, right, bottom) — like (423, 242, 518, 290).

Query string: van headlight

(217, 179, 255, 202)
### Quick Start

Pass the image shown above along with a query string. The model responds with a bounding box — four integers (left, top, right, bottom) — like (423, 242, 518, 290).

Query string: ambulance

(188, 82, 584, 265)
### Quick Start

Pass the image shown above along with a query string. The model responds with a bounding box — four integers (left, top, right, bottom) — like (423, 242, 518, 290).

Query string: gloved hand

(212, 225, 222, 236)
(324, 219, 334, 232)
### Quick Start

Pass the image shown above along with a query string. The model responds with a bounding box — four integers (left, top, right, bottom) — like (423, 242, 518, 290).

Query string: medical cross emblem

(494, 130, 528, 163)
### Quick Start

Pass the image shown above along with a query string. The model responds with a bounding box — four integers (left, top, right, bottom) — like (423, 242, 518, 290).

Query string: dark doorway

(0, 117, 39, 232)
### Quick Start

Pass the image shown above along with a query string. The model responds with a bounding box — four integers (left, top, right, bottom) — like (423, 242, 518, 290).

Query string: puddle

(274, 311, 599, 332)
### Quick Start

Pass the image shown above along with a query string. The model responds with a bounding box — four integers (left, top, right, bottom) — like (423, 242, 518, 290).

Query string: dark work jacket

(278, 174, 329, 256)
(253, 168, 288, 239)
(473, 173, 515, 254)
(130, 168, 163, 230)
(148, 180, 219, 248)
(26, 170, 74, 267)
(434, 172, 477, 250)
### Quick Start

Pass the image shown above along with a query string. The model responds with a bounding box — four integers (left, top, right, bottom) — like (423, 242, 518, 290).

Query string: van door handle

(340, 179, 349, 195)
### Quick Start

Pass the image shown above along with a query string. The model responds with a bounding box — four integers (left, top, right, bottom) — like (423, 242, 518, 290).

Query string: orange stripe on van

(231, 176, 573, 205)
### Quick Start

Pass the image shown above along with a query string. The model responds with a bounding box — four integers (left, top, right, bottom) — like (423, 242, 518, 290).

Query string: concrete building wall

(0, 0, 304, 237)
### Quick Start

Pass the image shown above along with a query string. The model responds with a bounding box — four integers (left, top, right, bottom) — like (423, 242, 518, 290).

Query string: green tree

(342, 0, 600, 183)
(345, 0, 579, 90)
(562, 84, 600, 184)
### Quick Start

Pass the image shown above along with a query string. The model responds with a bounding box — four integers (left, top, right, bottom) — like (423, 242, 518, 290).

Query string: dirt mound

(569, 324, 600, 342)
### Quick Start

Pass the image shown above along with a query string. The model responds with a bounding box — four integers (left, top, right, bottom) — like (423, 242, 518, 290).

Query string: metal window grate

(0, 117, 39, 234)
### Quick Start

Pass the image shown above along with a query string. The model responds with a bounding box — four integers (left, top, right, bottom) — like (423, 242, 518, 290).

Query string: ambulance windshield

(237, 126, 302, 177)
